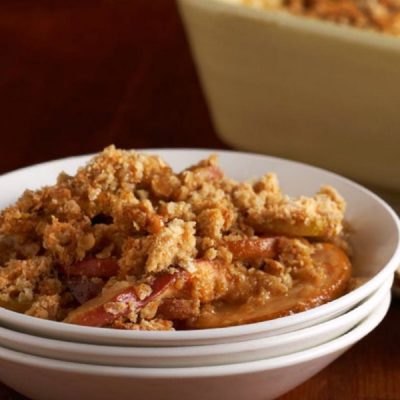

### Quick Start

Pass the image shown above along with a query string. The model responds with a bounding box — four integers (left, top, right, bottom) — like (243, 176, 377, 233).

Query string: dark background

(0, 1, 399, 399)
(0, 0, 225, 176)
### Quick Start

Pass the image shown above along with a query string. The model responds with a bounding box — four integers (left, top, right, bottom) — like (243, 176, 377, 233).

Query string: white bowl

(177, 0, 400, 190)
(0, 293, 391, 400)
(0, 275, 392, 367)
(0, 149, 399, 346)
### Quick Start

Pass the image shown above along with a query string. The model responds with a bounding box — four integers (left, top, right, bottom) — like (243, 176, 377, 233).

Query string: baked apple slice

(225, 238, 278, 260)
(60, 257, 119, 278)
(64, 273, 180, 327)
(58, 258, 120, 305)
(187, 243, 351, 329)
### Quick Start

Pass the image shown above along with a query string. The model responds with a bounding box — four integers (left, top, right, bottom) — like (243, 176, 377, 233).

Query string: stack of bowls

(0, 150, 399, 400)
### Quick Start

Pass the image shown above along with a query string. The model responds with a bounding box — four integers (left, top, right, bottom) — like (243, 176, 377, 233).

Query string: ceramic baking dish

(177, 0, 400, 191)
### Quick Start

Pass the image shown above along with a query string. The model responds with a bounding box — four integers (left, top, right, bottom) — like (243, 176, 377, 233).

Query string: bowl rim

(0, 292, 391, 377)
(179, 0, 400, 52)
(0, 148, 399, 343)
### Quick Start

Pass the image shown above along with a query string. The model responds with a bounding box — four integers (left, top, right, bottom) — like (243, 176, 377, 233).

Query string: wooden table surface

(0, 1, 399, 399)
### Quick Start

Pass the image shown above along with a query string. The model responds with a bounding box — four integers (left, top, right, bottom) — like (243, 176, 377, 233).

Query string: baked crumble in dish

(235, 0, 400, 36)
(0, 146, 352, 330)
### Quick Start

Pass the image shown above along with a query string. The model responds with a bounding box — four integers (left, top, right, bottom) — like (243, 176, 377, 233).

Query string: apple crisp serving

(0, 146, 352, 330)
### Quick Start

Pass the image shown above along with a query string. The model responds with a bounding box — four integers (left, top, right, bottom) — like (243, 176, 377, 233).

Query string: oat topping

(231, 0, 400, 35)
(0, 146, 352, 330)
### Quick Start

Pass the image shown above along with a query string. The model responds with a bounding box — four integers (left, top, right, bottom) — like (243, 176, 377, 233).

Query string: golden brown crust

(0, 146, 352, 330)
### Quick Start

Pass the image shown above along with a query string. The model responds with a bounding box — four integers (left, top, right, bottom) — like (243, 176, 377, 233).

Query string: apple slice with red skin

(58, 258, 120, 305)
(59, 257, 119, 278)
(64, 272, 183, 327)
(65, 276, 105, 305)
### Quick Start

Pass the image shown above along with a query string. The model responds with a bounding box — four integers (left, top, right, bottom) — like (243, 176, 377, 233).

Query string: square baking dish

(178, 0, 400, 191)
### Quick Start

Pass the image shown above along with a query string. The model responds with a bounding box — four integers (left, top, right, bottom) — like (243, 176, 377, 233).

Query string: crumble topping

(0, 146, 352, 330)
(228, 0, 400, 35)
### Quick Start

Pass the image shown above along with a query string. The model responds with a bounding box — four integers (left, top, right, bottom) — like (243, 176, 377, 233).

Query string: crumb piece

(145, 219, 197, 273)
(25, 294, 61, 320)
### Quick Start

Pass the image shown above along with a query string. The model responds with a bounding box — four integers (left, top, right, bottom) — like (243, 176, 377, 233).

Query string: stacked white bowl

(0, 150, 399, 400)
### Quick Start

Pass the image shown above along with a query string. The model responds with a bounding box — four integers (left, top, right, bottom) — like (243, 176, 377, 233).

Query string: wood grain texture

(0, 1, 399, 399)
